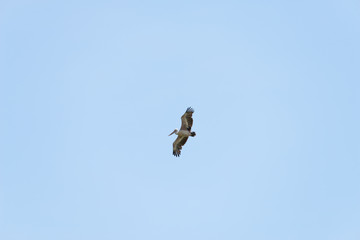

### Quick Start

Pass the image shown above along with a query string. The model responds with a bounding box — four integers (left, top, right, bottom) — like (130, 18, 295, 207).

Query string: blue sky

(1, 0, 359, 239)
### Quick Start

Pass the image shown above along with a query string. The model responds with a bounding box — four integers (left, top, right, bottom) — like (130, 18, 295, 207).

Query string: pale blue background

(1, 1, 359, 239)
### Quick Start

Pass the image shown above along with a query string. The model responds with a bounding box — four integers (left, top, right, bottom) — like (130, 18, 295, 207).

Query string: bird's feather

(180, 107, 194, 131)
(172, 136, 189, 157)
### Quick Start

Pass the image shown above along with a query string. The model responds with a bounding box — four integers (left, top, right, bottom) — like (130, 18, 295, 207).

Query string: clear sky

(1, 0, 359, 239)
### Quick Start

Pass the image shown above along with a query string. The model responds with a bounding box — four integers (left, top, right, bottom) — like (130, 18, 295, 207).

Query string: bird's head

(168, 129, 178, 136)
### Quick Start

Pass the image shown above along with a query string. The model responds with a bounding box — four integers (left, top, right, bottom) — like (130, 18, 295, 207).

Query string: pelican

(169, 107, 196, 157)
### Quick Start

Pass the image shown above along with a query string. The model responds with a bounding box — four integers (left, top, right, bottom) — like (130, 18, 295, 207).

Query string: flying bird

(169, 107, 196, 157)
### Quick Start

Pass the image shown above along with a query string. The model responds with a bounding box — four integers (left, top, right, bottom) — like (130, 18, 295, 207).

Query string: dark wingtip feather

(186, 107, 194, 113)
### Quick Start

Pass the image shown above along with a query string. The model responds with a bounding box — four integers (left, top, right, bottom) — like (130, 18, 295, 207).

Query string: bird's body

(169, 107, 196, 157)
(177, 130, 191, 137)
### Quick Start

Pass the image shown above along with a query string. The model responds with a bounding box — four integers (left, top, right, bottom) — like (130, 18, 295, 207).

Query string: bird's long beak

(168, 130, 176, 136)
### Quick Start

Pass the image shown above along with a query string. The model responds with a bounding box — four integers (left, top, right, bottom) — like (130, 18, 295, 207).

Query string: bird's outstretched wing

(180, 107, 194, 131)
(172, 136, 189, 157)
